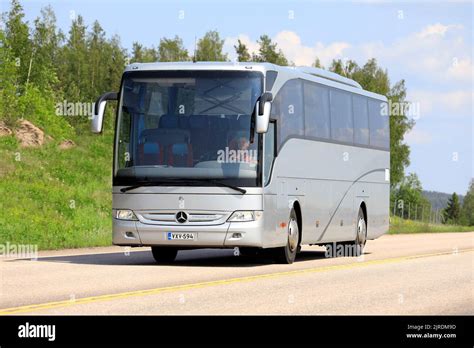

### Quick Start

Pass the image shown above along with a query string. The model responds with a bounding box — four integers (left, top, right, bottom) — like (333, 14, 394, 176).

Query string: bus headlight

(228, 211, 262, 222)
(114, 209, 138, 221)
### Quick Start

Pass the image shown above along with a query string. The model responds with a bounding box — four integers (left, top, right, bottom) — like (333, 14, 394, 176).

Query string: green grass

(0, 128, 114, 250)
(389, 216, 474, 234)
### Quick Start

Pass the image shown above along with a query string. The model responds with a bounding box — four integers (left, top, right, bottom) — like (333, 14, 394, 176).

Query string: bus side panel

(267, 138, 389, 245)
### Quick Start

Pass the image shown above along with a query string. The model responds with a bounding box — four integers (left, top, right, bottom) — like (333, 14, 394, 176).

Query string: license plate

(167, 232, 195, 241)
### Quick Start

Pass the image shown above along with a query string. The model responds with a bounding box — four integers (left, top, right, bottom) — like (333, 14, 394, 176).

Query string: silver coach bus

(92, 62, 390, 264)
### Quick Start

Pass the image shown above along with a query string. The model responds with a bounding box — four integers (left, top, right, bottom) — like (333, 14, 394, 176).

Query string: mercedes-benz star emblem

(175, 211, 188, 223)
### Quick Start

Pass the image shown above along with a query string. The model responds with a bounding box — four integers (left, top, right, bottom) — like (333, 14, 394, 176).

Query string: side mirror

(91, 92, 118, 133)
(256, 92, 272, 134)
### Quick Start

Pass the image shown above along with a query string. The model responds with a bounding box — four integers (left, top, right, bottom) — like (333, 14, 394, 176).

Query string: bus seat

(137, 142, 164, 165)
(167, 143, 193, 167)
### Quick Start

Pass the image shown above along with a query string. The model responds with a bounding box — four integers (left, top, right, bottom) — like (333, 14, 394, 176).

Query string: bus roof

(124, 61, 387, 102)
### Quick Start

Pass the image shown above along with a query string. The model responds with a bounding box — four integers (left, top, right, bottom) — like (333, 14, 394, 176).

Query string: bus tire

(353, 207, 367, 256)
(151, 247, 178, 263)
(273, 208, 299, 264)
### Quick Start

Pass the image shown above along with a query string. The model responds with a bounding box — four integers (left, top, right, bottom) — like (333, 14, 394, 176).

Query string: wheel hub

(357, 217, 367, 246)
(288, 218, 299, 252)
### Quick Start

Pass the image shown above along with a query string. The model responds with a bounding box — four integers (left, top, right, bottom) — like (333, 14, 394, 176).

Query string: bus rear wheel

(353, 207, 367, 256)
(151, 247, 178, 263)
(273, 208, 299, 264)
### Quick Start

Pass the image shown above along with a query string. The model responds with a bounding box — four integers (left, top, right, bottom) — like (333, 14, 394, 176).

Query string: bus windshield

(114, 70, 263, 187)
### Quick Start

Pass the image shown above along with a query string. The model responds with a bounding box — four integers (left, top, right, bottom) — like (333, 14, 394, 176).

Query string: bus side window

(353, 95, 369, 145)
(304, 82, 330, 139)
(368, 99, 389, 149)
(330, 89, 354, 144)
(271, 79, 304, 149)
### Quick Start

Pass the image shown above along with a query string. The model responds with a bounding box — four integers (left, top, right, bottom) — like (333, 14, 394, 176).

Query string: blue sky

(3, 0, 473, 195)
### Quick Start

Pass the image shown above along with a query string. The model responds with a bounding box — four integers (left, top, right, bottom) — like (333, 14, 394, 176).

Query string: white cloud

(408, 89, 473, 116)
(224, 31, 350, 66)
(223, 34, 259, 62)
(347, 22, 473, 84)
(274, 31, 350, 66)
(416, 23, 462, 38)
(224, 23, 473, 85)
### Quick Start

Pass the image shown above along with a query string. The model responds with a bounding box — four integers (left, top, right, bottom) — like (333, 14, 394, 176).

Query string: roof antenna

(192, 36, 197, 63)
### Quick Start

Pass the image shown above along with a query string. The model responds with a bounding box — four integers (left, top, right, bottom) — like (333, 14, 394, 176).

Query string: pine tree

(312, 57, 322, 68)
(252, 35, 288, 66)
(443, 193, 461, 224)
(234, 39, 251, 62)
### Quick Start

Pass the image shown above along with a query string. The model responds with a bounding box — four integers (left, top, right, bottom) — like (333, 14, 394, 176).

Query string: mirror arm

(94, 92, 118, 115)
(258, 92, 273, 116)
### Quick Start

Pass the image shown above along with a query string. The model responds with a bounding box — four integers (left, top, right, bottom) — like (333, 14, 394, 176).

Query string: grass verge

(0, 130, 114, 250)
(389, 216, 474, 234)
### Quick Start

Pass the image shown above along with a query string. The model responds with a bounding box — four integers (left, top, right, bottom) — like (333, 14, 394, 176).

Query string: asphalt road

(0, 232, 472, 315)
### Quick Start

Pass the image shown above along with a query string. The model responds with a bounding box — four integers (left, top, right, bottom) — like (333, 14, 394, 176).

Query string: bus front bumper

(112, 217, 265, 248)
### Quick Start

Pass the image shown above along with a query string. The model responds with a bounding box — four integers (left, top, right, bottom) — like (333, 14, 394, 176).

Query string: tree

(87, 20, 107, 98)
(29, 5, 61, 92)
(460, 179, 474, 225)
(131, 42, 157, 63)
(4, 0, 31, 89)
(312, 57, 323, 68)
(158, 36, 189, 62)
(58, 14, 88, 102)
(392, 173, 431, 219)
(443, 193, 461, 224)
(195, 30, 227, 61)
(0, 29, 21, 126)
(252, 35, 288, 65)
(234, 39, 251, 62)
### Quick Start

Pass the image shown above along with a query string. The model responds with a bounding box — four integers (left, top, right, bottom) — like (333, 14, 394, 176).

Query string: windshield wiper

(120, 180, 169, 193)
(199, 179, 246, 194)
(120, 178, 246, 194)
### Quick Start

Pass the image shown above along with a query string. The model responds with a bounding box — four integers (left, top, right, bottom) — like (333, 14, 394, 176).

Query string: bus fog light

(228, 211, 262, 222)
(115, 209, 138, 221)
(231, 233, 242, 239)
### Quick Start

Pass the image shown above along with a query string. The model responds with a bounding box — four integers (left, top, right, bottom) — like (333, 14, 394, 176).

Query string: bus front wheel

(273, 208, 299, 264)
(151, 247, 178, 264)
